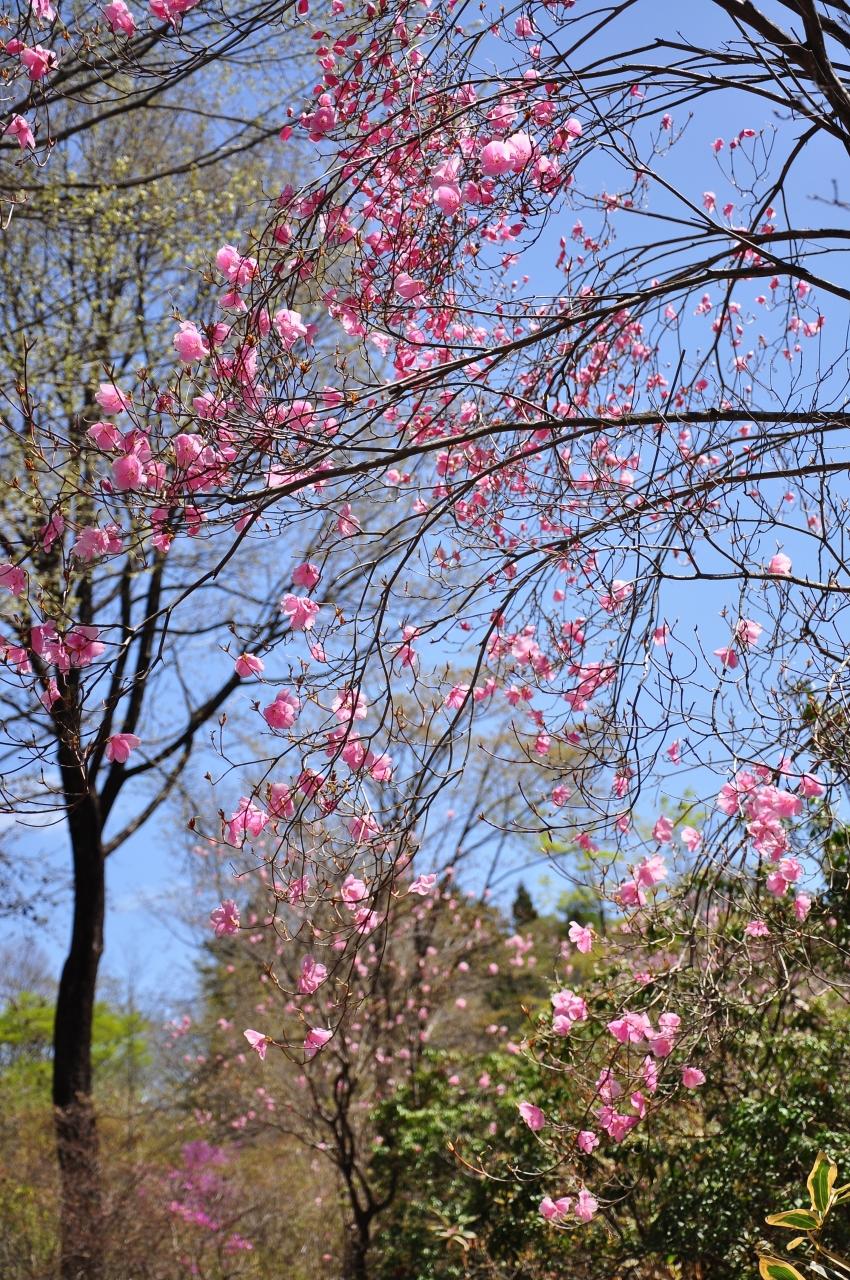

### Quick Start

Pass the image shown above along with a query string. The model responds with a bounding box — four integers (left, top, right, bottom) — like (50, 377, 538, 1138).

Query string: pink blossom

(288, 876, 309, 904)
(292, 562, 320, 589)
(87, 421, 123, 451)
(481, 139, 515, 177)
(409, 873, 437, 896)
(518, 1101, 545, 1131)
(568, 920, 594, 953)
(66, 626, 104, 669)
(713, 646, 739, 668)
(799, 773, 825, 798)
(680, 826, 702, 853)
(235, 652, 264, 678)
(95, 382, 130, 414)
(263, 689, 300, 730)
(735, 618, 763, 648)
(394, 272, 425, 301)
(304, 93, 336, 137)
(342, 875, 368, 907)
(304, 1027, 333, 1059)
(539, 1195, 572, 1223)
(634, 855, 667, 887)
(105, 733, 140, 764)
(210, 900, 240, 937)
(652, 815, 673, 844)
(20, 44, 57, 80)
(682, 1066, 706, 1089)
(336, 503, 360, 537)
(349, 813, 381, 843)
(767, 552, 792, 576)
(272, 308, 309, 347)
(103, 0, 136, 34)
(368, 751, 394, 783)
(617, 881, 646, 908)
(779, 856, 803, 884)
(4, 114, 35, 149)
(794, 893, 812, 922)
(268, 783, 295, 820)
(225, 797, 268, 845)
(112, 453, 145, 491)
(243, 1029, 269, 1061)
(0, 564, 26, 594)
(173, 321, 209, 362)
(280, 594, 320, 631)
(744, 919, 770, 938)
(574, 1188, 599, 1223)
(434, 183, 461, 215)
(647, 1033, 673, 1059)
(298, 955, 328, 994)
(577, 1130, 599, 1154)
(72, 524, 122, 561)
(766, 869, 790, 897)
(215, 244, 257, 288)
(608, 1011, 652, 1045)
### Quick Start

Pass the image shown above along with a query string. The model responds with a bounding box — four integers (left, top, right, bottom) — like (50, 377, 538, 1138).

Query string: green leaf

(758, 1256, 807, 1280)
(766, 1210, 819, 1231)
(808, 1152, 838, 1214)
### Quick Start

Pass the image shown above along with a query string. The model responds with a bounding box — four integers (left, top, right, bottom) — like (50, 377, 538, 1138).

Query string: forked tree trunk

(53, 742, 106, 1280)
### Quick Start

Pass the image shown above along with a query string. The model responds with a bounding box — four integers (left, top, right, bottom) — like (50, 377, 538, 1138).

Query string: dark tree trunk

(53, 737, 106, 1280)
(342, 1217, 371, 1280)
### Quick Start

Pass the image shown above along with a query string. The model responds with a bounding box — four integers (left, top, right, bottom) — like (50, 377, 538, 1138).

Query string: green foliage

(511, 881, 538, 927)
(642, 1020, 850, 1279)
(0, 991, 150, 1096)
(760, 1151, 850, 1280)
(369, 1050, 593, 1279)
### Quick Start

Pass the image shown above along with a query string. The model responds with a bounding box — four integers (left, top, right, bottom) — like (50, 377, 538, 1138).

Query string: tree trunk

(53, 741, 106, 1280)
(342, 1218, 371, 1280)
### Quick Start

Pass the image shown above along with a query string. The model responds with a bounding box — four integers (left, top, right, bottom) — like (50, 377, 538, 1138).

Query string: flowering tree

(189, 843, 545, 1278)
(0, 12, 326, 1273)
(6, 0, 850, 1272)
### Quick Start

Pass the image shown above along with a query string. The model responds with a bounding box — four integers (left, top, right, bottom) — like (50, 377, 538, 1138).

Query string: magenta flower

(95, 382, 131, 415)
(767, 552, 792, 576)
(280, 593, 320, 631)
(4, 114, 35, 149)
(574, 1188, 599, 1222)
(297, 955, 328, 994)
(20, 44, 58, 80)
(103, 0, 136, 34)
(539, 1195, 572, 1223)
(210, 900, 240, 937)
(105, 733, 140, 764)
(243, 1029, 269, 1061)
(234, 652, 264, 678)
(518, 1101, 545, 1131)
(0, 563, 26, 594)
(262, 689, 300, 730)
(568, 920, 594, 954)
(292, 561, 320, 589)
(304, 1027, 332, 1059)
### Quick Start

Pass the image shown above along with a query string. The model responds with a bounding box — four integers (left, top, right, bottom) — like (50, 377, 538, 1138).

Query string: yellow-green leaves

(758, 1257, 806, 1280)
(807, 1151, 837, 1216)
(764, 1210, 819, 1231)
